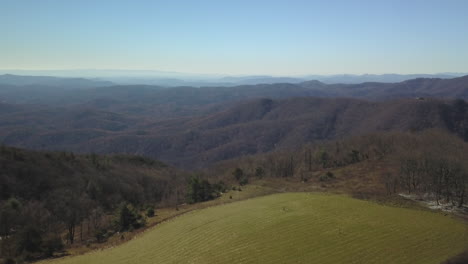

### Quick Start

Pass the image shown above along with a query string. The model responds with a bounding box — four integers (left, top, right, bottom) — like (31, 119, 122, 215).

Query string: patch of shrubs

(114, 203, 146, 232)
(186, 176, 226, 204)
(233, 168, 249, 186)
(319, 171, 335, 182)
(94, 228, 108, 243)
(146, 206, 155, 217)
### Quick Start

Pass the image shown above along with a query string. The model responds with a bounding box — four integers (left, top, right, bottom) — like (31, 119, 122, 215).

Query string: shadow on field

(442, 250, 468, 264)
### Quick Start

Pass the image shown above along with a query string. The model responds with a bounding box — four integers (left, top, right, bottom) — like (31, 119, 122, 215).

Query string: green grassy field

(44, 193, 468, 264)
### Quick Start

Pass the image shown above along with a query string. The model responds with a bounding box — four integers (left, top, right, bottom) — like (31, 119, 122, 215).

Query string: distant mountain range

(218, 73, 464, 85)
(0, 74, 114, 88)
(304, 73, 464, 84)
(1, 74, 468, 105)
(0, 71, 464, 86)
(1, 74, 468, 167)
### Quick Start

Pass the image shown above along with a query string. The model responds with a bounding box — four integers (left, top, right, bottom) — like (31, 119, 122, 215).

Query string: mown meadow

(43, 193, 468, 264)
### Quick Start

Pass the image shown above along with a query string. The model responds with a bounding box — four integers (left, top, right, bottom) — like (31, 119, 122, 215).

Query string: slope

(42, 193, 468, 264)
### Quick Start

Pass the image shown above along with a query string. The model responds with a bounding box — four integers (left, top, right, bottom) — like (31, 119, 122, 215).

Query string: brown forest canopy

(0, 146, 187, 260)
(1, 96, 468, 168)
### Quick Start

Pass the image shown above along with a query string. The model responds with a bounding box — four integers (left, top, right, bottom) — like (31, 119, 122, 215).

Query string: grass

(66, 184, 277, 256)
(43, 193, 468, 264)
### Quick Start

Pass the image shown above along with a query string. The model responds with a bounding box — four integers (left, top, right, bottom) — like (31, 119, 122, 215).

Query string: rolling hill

(2, 130, 468, 263)
(40, 193, 468, 264)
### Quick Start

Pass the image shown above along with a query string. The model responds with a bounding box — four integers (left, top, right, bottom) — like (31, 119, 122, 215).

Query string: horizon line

(0, 69, 466, 78)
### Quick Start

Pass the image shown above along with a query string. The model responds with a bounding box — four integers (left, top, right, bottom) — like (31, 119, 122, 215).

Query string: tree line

(204, 129, 468, 207)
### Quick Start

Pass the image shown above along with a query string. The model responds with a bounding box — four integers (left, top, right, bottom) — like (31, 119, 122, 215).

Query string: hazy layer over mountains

(0, 70, 464, 86)
(0, 74, 114, 88)
(1, 74, 468, 105)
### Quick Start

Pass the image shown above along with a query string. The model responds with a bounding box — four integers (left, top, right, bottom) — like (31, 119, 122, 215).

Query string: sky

(1, 0, 468, 75)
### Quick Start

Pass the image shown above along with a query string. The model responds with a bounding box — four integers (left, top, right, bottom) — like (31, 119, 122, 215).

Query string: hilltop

(39, 193, 468, 264)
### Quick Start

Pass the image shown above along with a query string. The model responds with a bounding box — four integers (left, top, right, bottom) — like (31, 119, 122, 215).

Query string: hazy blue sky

(1, 0, 467, 75)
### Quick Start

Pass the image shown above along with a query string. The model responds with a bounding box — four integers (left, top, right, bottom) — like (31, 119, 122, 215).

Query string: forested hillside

(0, 146, 183, 261)
(203, 130, 468, 208)
(1, 97, 468, 168)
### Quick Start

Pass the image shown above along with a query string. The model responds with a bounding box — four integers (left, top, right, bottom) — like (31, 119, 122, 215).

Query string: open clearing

(44, 193, 468, 264)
